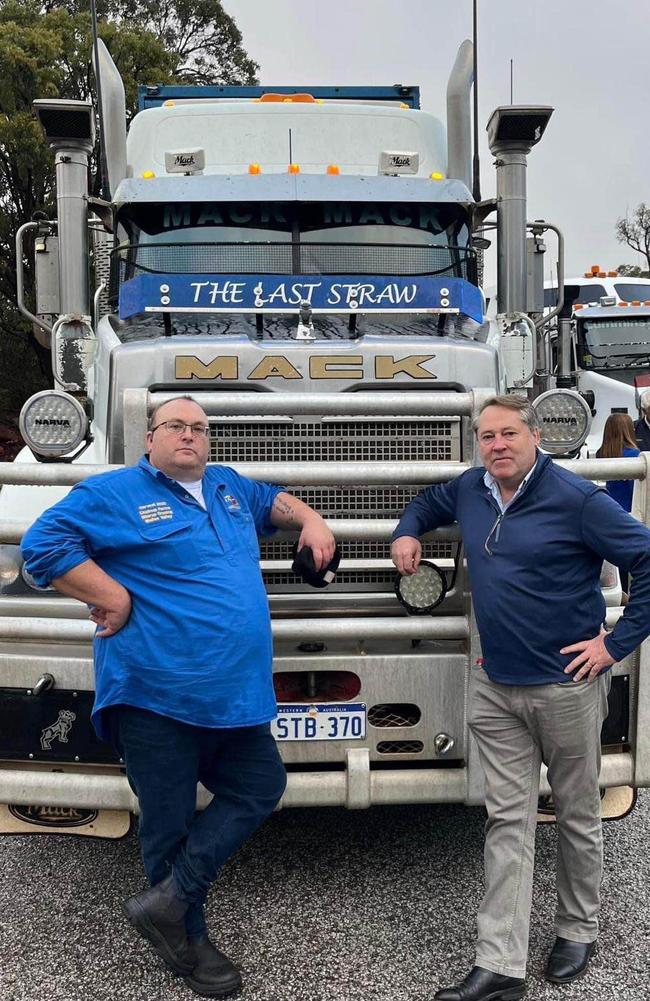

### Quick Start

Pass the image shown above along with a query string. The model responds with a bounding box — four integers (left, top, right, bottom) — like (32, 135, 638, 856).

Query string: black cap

(291, 542, 341, 588)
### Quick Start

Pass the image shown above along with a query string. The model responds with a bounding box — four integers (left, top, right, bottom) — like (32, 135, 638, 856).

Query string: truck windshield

(578, 315, 650, 371)
(614, 283, 650, 302)
(114, 199, 474, 287)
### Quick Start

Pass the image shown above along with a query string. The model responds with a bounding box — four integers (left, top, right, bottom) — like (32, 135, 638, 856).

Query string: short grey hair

(472, 394, 540, 434)
(640, 389, 650, 412)
(148, 395, 202, 431)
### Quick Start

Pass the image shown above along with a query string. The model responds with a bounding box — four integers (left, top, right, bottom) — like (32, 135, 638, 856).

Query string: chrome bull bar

(1, 387, 650, 794)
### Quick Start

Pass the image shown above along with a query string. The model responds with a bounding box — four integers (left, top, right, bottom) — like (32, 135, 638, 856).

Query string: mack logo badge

(175, 354, 436, 381)
(40, 709, 76, 750)
(9, 804, 98, 828)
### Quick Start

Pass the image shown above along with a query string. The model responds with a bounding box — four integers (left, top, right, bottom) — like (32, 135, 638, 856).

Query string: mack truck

(1, 38, 649, 819)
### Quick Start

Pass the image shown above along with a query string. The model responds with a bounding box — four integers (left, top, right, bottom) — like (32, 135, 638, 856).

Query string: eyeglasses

(150, 421, 210, 438)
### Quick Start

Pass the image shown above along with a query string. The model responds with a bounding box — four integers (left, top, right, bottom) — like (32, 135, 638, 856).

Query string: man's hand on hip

(391, 536, 422, 576)
(52, 559, 132, 638)
(561, 626, 615, 682)
(89, 589, 132, 637)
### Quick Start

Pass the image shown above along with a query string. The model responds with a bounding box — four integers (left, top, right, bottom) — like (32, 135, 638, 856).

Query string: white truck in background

(542, 267, 650, 450)
(0, 38, 648, 820)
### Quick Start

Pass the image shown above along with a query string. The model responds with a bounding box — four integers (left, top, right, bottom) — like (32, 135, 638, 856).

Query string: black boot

(434, 966, 526, 1001)
(122, 872, 194, 975)
(184, 935, 243, 998)
(544, 937, 595, 984)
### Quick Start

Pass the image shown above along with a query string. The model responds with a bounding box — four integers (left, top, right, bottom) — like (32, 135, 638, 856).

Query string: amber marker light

(141, 170, 156, 179)
(162, 100, 175, 107)
(287, 163, 301, 173)
(326, 164, 340, 174)
(618, 301, 630, 307)
(430, 172, 445, 180)
(248, 163, 262, 174)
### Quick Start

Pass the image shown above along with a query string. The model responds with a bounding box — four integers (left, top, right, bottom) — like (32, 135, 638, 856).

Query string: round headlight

(395, 560, 447, 615)
(19, 390, 88, 458)
(0, 546, 21, 588)
(532, 389, 592, 455)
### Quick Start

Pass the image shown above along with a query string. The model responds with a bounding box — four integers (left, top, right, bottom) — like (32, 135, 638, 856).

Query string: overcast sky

(223, 0, 650, 282)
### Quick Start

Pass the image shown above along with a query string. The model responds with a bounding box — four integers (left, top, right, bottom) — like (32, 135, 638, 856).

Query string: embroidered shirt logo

(40, 710, 77, 750)
(138, 501, 174, 523)
(224, 494, 241, 511)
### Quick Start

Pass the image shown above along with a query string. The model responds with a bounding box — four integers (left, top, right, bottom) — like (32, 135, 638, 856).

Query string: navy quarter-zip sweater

(393, 452, 650, 685)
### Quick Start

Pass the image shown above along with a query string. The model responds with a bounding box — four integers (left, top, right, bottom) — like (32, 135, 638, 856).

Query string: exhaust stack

(446, 40, 474, 191)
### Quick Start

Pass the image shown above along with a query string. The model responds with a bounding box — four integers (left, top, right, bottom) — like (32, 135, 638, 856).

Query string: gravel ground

(0, 790, 648, 1001)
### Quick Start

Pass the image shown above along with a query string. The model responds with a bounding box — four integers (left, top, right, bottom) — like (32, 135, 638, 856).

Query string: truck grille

(209, 416, 461, 592)
(210, 419, 457, 464)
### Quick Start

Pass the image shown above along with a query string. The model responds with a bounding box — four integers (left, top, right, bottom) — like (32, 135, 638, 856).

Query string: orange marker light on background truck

(248, 163, 262, 174)
(260, 93, 316, 103)
(287, 164, 301, 174)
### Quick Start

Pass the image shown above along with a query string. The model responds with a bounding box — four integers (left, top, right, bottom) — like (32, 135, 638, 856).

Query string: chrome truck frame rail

(1, 390, 650, 809)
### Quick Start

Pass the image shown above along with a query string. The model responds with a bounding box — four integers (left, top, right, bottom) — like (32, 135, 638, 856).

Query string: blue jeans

(110, 706, 286, 937)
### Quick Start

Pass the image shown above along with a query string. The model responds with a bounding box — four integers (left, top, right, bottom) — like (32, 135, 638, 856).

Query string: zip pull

(484, 512, 503, 555)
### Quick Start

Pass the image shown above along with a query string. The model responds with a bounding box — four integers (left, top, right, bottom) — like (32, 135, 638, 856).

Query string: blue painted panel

(119, 273, 483, 322)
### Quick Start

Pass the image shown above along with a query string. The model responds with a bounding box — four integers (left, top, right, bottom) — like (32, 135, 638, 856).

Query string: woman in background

(597, 413, 640, 593)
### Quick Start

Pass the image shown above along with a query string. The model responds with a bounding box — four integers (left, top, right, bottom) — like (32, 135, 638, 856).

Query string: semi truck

(0, 39, 648, 819)
(541, 268, 650, 450)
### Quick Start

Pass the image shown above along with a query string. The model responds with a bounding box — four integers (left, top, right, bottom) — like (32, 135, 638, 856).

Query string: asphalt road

(1, 791, 648, 1001)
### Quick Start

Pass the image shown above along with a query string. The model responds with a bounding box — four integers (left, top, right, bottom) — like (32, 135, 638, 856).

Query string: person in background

(597, 413, 640, 513)
(597, 413, 640, 595)
(633, 389, 650, 451)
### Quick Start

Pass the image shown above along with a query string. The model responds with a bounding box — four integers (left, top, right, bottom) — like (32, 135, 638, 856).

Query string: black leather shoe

(434, 966, 526, 1001)
(184, 936, 243, 998)
(122, 873, 193, 975)
(544, 937, 595, 984)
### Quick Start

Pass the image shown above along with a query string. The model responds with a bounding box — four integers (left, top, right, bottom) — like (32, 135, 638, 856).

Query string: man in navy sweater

(391, 395, 650, 1001)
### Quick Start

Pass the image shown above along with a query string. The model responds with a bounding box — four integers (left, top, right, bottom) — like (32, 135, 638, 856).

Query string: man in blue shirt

(22, 394, 335, 999)
(391, 395, 650, 1001)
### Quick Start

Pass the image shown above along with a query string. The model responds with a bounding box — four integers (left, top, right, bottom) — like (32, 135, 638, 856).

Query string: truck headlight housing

(532, 389, 592, 455)
(395, 560, 447, 615)
(19, 390, 88, 458)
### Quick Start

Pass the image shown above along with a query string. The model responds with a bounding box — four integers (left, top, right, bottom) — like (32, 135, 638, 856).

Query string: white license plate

(272, 703, 366, 741)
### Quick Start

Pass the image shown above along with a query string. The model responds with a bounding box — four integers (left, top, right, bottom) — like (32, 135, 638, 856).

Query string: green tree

(615, 203, 650, 277)
(0, 0, 258, 414)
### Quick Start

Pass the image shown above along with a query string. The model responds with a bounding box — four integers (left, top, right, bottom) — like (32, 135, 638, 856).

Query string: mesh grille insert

(368, 704, 422, 728)
(376, 740, 424, 754)
(210, 420, 456, 464)
(210, 416, 461, 592)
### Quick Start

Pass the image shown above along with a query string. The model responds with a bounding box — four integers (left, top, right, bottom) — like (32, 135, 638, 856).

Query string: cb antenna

(472, 0, 481, 201)
(90, 0, 110, 200)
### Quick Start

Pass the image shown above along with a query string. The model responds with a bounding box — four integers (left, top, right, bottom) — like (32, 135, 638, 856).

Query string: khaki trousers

(468, 667, 611, 978)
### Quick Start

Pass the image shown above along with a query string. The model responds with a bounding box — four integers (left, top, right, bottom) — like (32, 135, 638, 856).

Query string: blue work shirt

(21, 457, 284, 740)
